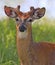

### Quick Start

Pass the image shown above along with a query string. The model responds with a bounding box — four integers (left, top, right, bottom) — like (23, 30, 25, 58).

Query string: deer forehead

(17, 12, 31, 20)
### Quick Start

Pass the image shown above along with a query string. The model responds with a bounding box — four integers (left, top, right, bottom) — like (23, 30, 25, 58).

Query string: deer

(4, 5, 55, 65)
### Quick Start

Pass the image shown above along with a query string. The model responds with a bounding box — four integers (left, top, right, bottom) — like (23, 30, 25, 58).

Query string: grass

(0, 17, 55, 65)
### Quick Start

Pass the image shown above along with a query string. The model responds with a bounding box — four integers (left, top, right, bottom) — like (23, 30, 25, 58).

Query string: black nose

(19, 25, 26, 32)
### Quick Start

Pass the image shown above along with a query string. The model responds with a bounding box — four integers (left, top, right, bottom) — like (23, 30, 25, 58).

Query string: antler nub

(4, 5, 7, 8)
(17, 5, 20, 11)
(30, 7, 34, 11)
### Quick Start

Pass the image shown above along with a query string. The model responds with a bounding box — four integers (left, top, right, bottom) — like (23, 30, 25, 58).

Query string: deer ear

(32, 7, 46, 19)
(4, 6, 17, 18)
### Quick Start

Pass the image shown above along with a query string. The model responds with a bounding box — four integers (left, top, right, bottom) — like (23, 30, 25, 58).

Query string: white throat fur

(18, 31, 28, 39)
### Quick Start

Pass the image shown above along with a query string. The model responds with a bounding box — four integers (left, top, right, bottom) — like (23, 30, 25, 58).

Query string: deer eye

(15, 17, 20, 22)
(16, 18, 19, 21)
(27, 18, 33, 22)
(29, 19, 32, 22)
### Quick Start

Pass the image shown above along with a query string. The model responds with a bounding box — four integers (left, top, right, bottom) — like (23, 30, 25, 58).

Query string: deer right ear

(4, 6, 17, 18)
(32, 7, 46, 19)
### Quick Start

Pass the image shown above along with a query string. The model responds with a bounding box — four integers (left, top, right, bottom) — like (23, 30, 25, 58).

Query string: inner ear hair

(40, 7, 46, 13)
(33, 7, 46, 19)
(37, 7, 46, 17)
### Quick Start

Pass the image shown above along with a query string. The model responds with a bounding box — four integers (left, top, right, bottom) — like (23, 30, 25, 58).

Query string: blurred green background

(0, 0, 55, 65)
(0, 17, 55, 65)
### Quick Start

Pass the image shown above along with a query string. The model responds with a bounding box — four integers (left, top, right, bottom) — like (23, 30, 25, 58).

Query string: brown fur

(16, 23, 55, 65)
(4, 5, 55, 65)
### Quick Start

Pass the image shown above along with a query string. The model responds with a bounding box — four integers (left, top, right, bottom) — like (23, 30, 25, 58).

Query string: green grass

(32, 18, 55, 42)
(0, 18, 55, 65)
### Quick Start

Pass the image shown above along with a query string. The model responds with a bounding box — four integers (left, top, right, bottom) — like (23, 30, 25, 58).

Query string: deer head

(4, 5, 46, 39)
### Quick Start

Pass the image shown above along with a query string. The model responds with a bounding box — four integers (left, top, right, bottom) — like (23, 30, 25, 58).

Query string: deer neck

(16, 24, 33, 52)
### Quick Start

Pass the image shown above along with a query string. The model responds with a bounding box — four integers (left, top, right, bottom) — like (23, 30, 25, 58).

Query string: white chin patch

(18, 31, 28, 39)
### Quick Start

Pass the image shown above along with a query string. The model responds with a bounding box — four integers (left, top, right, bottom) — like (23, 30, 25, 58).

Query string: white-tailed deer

(4, 5, 55, 65)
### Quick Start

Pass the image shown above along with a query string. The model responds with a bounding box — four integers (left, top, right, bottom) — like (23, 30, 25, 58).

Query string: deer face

(4, 5, 46, 38)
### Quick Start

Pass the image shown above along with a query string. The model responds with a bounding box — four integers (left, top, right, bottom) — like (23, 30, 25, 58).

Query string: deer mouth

(18, 31, 28, 39)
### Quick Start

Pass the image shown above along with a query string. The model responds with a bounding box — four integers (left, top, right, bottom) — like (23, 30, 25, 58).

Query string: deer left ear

(4, 6, 17, 18)
(32, 7, 46, 19)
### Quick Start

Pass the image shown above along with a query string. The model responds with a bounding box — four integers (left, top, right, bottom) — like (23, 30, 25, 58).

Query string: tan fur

(16, 23, 55, 65)
(4, 5, 55, 65)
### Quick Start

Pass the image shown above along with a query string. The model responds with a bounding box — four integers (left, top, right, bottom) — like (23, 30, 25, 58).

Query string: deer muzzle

(19, 23, 27, 32)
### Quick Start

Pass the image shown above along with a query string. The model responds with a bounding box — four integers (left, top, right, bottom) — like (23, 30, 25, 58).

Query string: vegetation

(0, 17, 55, 65)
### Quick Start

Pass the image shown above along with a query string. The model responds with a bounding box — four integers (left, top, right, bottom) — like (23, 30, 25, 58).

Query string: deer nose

(19, 24, 27, 32)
